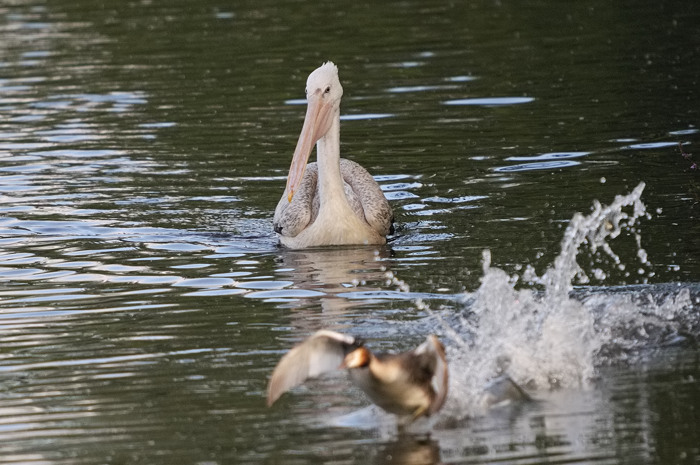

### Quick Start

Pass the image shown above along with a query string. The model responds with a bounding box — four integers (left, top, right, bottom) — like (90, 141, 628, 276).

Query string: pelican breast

(274, 158, 393, 242)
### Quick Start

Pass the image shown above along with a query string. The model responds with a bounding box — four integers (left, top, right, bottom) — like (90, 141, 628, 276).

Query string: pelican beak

(285, 93, 334, 202)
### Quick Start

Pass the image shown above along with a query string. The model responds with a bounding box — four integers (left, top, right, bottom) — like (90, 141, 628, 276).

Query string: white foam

(385, 182, 700, 419)
(399, 182, 690, 419)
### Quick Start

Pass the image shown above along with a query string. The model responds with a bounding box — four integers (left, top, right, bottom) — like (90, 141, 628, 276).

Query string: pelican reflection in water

(274, 62, 393, 248)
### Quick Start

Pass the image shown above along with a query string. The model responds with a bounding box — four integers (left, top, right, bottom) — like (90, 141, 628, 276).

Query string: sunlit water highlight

(1, 1, 699, 463)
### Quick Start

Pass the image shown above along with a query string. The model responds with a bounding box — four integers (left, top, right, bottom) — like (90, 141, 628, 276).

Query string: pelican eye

(324, 86, 331, 94)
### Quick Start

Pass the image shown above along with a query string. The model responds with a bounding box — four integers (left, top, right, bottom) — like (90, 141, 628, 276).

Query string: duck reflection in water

(372, 435, 441, 465)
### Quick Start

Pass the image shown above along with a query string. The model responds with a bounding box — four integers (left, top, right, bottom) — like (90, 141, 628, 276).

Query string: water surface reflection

(1, 0, 699, 463)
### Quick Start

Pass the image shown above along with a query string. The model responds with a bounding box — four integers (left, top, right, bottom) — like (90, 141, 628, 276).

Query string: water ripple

(506, 151, 590, 161)
(623, 141, 680, 150)
(444, 97, 535, 106)
(386, 85, 458, 93)
(340, 113, 394, 121)
(494, 160, 581, 172)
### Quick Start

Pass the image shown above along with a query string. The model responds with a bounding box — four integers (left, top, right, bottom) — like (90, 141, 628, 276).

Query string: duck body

(347, 342, 446, 418)
(267, 330, 448, 422)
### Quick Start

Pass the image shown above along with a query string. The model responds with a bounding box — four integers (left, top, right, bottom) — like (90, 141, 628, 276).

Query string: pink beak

(285, 93, 334, 202)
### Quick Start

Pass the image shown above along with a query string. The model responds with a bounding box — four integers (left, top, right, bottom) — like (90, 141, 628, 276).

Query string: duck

(267, 330, 448, 422)
(273, 62, 393, 248)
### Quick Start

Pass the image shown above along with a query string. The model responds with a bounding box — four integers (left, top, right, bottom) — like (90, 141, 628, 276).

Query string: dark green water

(1, 0, 699, 463)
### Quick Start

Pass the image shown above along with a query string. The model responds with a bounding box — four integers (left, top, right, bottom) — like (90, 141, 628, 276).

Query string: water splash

(539, 182, 648, 298)
(394, 182, 698, 418)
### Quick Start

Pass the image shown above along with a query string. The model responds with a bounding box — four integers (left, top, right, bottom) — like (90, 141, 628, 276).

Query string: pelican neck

(315, 110, 347, 209)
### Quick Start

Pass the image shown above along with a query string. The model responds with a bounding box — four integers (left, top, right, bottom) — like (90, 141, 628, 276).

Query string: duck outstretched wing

(267, 330, 361, 406)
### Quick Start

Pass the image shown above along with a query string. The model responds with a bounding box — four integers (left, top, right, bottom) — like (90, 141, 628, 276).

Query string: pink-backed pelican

(274, 62, 393, 249)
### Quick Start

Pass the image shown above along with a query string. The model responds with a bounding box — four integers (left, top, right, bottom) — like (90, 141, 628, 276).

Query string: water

(441, 183, 697, 412)
(1, 0, 699, 463)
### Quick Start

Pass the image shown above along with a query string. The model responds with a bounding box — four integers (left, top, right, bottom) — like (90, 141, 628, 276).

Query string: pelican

(267, 330, 449, 422)
(274, 62, 394, 249)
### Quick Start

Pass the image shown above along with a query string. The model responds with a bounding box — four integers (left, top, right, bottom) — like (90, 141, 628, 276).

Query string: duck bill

(285, 95, 333, 202)
(339, 347, 371, 369)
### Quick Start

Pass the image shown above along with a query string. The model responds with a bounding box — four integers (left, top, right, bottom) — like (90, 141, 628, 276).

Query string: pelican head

(306, 61, 343, 106)
(285, 62, 343, 202)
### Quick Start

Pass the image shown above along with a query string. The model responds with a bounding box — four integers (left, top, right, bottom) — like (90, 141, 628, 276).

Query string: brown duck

(267, 330, 449, 422)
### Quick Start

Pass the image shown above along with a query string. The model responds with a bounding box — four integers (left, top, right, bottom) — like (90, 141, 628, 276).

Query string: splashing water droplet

(438, 183, 664, 417)
(390, 183, 698, 420)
